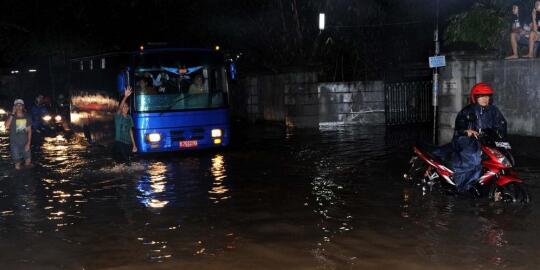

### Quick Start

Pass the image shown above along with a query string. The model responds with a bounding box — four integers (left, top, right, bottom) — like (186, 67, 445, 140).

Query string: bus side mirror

(227, 62, 237, 81)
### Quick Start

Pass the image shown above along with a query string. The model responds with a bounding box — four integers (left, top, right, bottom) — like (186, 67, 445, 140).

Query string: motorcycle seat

(417, 142, 454, 169)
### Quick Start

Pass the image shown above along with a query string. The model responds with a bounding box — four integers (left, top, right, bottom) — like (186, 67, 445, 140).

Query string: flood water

(0, 125, 539, 270)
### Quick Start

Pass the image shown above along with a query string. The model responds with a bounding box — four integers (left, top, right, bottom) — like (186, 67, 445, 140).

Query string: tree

(444, 0, 537, 53)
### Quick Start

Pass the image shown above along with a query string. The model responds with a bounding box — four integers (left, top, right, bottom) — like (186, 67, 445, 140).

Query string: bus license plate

(180, 140, 198, 148)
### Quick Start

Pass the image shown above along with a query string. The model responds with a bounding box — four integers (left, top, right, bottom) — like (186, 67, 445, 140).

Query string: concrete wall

(234, 72, 385, 128)
(284, 81, 319, 128)
(439, 53, 540, 143)
(233, 72, 317, 125)
(318, 81, 385, 125)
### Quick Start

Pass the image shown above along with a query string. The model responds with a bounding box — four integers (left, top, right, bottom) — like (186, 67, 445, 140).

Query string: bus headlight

(54, 115, 62, 122)
(211, 129, 222, 138)
(147, 133, 161, 143)
(42, 115, 52, 121)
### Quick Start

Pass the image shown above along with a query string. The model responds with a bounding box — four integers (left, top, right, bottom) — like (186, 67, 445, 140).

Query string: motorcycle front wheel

(404, 156, 426, 182)
(492, 182, 531, 204)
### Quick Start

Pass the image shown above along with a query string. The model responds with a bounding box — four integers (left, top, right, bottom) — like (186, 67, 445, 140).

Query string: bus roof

(71, 48, 219, 62)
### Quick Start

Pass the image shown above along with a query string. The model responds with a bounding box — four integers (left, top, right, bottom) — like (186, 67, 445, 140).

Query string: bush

(444, 6, 507, 51)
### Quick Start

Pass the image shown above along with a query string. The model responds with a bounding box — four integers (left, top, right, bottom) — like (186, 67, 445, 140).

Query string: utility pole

(432, 0, 440, 145)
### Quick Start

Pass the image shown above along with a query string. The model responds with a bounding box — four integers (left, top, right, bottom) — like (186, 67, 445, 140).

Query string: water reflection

(137, 162, 171, 208)
(38, 135, 88, 231)
(0, 124, 539, 269)
(308, 153, 354, 268)
(399, 181, 536, 269)
(209, 154, 229, 203)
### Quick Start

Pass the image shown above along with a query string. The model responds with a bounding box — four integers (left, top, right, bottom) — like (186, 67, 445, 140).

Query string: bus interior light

(147, 133, 161, 142)
(213, 138, 222, 145)
(211, 129, 222, 138)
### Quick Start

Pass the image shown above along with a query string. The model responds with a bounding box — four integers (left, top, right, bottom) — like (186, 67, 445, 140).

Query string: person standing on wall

(524, 1, 540, 58)
(506, 4, 526, 59)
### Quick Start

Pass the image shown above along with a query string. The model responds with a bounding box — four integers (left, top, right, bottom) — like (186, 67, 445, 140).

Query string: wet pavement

(0, 125, 539, 270)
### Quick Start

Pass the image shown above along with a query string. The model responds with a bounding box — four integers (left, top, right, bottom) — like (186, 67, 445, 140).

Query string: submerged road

(0, 125, 539, 270)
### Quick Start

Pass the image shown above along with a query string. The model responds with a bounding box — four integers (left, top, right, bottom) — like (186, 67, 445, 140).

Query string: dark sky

(0, 0, 474, 78)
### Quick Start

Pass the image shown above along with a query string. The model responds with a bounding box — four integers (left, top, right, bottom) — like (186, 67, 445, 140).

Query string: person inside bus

(451, 83, 507, 197)
(176, 74, 191, 94)
(114, 86, 137, 165)
(155, 72, 166, 93)
(137, 76, 157, 95)
(188, 74, 206, 94)
(163, 73, 178, 93)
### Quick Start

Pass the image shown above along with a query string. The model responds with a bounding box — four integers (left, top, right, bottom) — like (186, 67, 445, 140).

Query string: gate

(384, 81, 432, 125)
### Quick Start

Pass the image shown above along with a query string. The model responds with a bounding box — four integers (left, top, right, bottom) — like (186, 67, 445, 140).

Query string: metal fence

(384, 81, 432, 125)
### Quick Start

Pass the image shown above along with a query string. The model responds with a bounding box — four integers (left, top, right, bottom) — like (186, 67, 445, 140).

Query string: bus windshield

(133, 51, 228, 112)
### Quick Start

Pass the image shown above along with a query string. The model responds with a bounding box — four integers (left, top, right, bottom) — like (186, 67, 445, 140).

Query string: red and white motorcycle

(405, 129, 530, 204)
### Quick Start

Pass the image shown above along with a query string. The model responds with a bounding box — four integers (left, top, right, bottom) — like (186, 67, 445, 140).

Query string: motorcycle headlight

(42, 115, 52, 121)
(54, 115, 62, 122)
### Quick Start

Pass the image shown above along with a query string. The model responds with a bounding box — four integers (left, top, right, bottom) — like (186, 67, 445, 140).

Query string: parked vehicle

(405, 128, 530, 204)
(33, 104, 65, 137)
(0, 107, 8, 135)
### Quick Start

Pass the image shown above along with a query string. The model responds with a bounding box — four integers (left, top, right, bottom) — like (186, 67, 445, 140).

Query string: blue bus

(69, 47, 231, 152)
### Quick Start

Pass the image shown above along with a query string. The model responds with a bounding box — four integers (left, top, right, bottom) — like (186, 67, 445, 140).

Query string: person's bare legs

(15, 161, 22, 170)
(524, 32, 538, 58)
(24, 158, 32, 167)
(505, 32, 520, 59)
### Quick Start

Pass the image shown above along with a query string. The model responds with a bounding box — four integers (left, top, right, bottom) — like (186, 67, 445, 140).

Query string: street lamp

(319, 13, 325, 31)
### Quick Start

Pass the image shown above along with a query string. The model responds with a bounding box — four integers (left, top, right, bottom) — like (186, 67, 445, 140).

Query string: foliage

(443, 0, 540, 51)
(444, 6, 506, 50)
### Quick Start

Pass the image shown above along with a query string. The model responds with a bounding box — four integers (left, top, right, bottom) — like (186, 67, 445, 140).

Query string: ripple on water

(0, 126, 538, 269)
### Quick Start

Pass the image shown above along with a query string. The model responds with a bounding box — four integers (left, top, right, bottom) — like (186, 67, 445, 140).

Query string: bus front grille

(170, 129, 205, 142)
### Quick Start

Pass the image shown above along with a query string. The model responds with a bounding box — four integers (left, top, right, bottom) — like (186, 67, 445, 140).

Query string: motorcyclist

(451, 82, 507, 195)
(56, 94, 68, 109)
(56, 94, 69, 118)
(30, 94, 48, 132)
